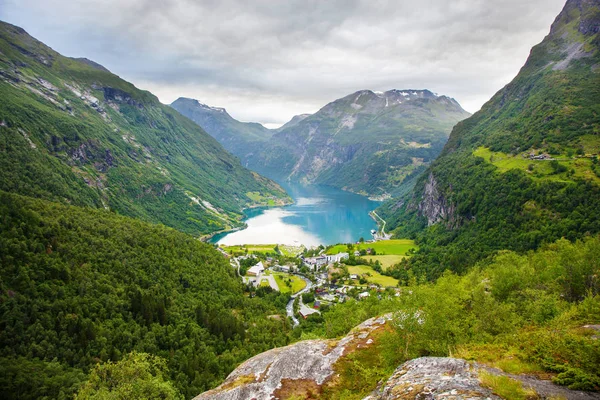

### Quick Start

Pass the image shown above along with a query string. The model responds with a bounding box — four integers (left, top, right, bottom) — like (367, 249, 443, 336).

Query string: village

(216, 239, 417, 324)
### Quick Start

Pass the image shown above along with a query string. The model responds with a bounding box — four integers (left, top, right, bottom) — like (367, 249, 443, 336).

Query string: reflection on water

(212, 182, 380, 247)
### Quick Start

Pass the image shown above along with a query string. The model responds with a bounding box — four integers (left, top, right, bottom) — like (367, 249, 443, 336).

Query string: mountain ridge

(378, 0, 600, 278)
(0, 20, 290, 237)
(174, 88, 471, 198)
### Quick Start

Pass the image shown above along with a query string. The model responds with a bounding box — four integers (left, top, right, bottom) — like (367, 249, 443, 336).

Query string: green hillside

(170, 97, 274, 167)
(0, 21, 290, 237)
(379, 0, 600, 279)
(0, 191, 291, 399)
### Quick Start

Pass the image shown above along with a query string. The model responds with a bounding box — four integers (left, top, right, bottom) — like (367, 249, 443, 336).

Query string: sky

(2, 0, 567, 128)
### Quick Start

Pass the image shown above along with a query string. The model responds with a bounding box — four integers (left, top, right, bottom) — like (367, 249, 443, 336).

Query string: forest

(0, 191, 291, 399)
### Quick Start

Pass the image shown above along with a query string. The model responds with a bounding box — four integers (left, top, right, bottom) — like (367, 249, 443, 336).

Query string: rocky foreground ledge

(194, 316, 600, 400)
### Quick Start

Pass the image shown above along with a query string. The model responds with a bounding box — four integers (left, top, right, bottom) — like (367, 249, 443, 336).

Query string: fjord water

(211, 183, 379, 247)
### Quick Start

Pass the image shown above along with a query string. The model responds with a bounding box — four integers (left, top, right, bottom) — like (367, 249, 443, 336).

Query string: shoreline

(200, 197, 296, 243)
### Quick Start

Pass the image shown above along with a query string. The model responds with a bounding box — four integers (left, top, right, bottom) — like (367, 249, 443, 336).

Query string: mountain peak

(550, 0, 600, 37)
(172, 97, 227, 113)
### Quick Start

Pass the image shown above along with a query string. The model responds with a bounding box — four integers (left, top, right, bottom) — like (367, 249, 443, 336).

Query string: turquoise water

(211, 183, 380, 247)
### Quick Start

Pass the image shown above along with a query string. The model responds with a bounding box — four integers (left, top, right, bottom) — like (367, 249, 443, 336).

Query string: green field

(273, 273, 307, 294)
(473, 147, 600, 184)
(220, 244, 278, 256)
(347, 265, 399, 287)
(362, 255, 406, 270)
(326, 239, 417, 256)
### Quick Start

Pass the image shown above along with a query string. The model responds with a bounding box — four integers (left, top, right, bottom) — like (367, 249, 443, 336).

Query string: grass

(220, 244, 278, 255)
(273, 273, 307, 294)
(326, 239, 417, 256)
(455, 344, 545, 376)
(259, 279, 270, 287)
(347, 265, 399, 287)
(246, 191, 280, 206)
(479, 371, 539, 400)
(473, 147, 600, 185)
(362, 255, 406, 270)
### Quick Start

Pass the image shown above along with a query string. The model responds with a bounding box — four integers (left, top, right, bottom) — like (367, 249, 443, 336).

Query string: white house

(327, 252, 349, 263)
(359, 292, 370, 299)
(304, 256, 328, 270)
(247, 261, 265, 276)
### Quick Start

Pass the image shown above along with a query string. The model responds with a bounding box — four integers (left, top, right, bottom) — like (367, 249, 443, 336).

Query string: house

(359, 292, 370, 299)
(366, 248, 373, 255)
(326, 252, 349, 263)
(277, 265, 290, 273)
(350, 274, 358, 280)
(304, 256, 328, 269)
(247, 261, 265, 276)
(321, 294, 336, 302)
(313, 301, 321, 309)
(299, 304, 320, 319)
(354, 250, 360, 257)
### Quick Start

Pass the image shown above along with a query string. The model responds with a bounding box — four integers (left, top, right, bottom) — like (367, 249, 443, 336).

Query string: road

(261, 273, 279, 291)
(285, 274, 315, 327)
(370, 210, 391, 240)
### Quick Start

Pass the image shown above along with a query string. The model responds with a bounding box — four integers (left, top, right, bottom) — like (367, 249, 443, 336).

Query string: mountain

(170, 97, 274, 165)
(248, 89, 471, 198)
(379, 0, 600, 278)
(0, 21, 290, 237)
(275, 113, 311, 132)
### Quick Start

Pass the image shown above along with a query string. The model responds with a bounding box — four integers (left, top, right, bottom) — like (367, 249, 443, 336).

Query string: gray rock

(193, 315, 391, 400)
(365, 357, 500, 400)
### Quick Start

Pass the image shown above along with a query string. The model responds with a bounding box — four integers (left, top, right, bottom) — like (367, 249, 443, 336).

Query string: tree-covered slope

(0, 191, 291, 399)
(379, 0, 600, 278)
(249, 90, 471, 198)
(170, 98, 274, 167)
(0, 21, 290, 237)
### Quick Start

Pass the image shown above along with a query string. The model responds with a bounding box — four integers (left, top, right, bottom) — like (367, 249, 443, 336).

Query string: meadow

(347, 265, 399, 287)
(273, 273, 307, 294)
(327, 239, 417, 256)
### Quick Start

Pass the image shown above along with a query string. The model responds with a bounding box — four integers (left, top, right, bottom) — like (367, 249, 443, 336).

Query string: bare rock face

(365, 357, 500, 400)
(193, 315, 391, 400)
(417, 173, 456, 226)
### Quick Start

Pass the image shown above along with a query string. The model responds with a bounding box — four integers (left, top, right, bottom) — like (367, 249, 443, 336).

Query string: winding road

(285, 274, 315, 327)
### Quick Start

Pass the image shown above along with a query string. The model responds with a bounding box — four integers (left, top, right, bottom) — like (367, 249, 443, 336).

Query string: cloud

(3, 0, 567, 125)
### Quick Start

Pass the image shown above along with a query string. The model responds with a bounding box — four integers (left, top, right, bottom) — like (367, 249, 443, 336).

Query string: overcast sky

(2, 0, 566, 127)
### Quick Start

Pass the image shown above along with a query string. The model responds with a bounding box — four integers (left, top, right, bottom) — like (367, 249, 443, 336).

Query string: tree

(76, 352, 183, 400)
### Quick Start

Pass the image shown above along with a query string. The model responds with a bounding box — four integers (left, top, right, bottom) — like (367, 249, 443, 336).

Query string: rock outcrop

(365, 358, 500, 400)
(417, 173, 456, 227)
(193, 315, 391, 400)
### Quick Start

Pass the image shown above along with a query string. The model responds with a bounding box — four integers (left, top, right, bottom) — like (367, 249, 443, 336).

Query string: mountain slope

(248, 89, 471, 198)
(0, 21, 290, 237)
(379, 0, 600, 278)
(170, 97, 274, 165)
(0, 191, 292, 399)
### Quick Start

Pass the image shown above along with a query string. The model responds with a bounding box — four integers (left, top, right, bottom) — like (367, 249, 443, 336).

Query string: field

(220, 244, 304, 257)
(361, 255, 406, 270)
(220, 244, 277, 256)
(273, 273, 307, 294)
(326, 239, 417, 256)
(347, 265, 399, 287)
(473, 147, 600, 184)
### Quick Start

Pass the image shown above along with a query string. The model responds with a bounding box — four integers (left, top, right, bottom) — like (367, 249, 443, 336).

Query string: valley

(1, 0, 600, 399)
